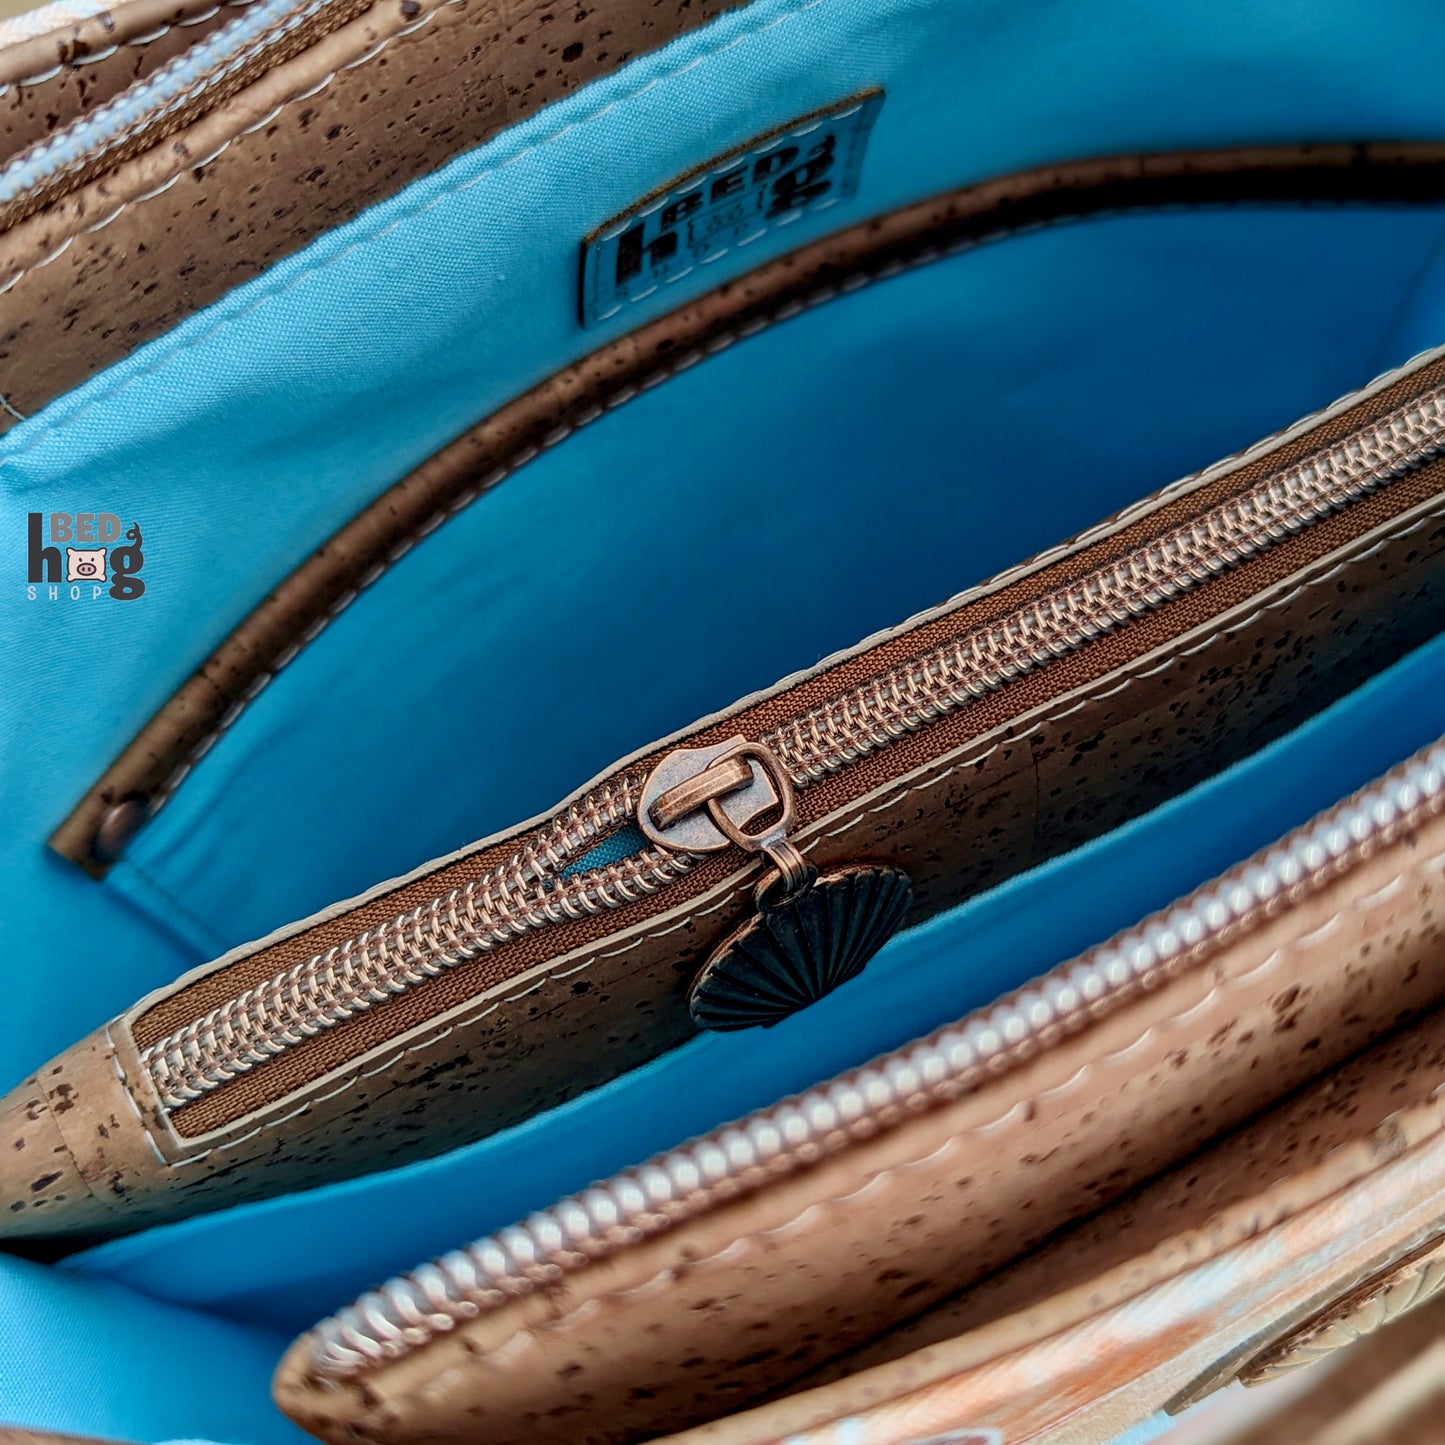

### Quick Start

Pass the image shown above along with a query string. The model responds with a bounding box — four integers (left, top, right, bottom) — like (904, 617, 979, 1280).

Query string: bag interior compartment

(9, 2, 1445, 1441)
(14, 180, 1445, 1445)
(10, 180, 1445, 1106)
(12, 0, 1445, 1091)
(35, 631, 1445, 1444)
(0, 193, 1434, 1253)
(93, 198, 1445, 966)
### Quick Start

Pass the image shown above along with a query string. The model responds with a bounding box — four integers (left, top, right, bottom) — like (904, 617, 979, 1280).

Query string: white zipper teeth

(303, 737, 1445, 1381)
(143, 384, 1445, 1112)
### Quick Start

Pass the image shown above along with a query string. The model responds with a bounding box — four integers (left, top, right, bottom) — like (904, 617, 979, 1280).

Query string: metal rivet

(92, 797, 148, 864)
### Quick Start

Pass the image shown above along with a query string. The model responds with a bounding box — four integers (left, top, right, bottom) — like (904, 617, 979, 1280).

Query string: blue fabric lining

(8, 0, 1445, 1076)
(4, 2, 1445, 1439)
(0, 1253, 306, 1445)
(69, 632, 1445, 1336)
(562, 823, 652, 878)
(103, 204, 1445, 964)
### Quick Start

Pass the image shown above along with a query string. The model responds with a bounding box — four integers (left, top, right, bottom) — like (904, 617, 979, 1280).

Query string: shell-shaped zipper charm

(687, 863, 912, 1030)
(640, 737, 912, 1030)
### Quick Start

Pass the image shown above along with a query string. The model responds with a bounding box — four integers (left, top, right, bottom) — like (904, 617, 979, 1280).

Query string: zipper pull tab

(639, 737, 816, 903)
(640, 738, 912, 1031)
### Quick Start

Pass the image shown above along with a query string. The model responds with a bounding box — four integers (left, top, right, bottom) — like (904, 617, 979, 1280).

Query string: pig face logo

(26, 515, 146, 600)
(66, 547, 107, 583)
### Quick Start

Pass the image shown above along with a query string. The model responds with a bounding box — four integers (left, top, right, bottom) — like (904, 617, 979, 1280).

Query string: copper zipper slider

(640, 738, 911, 1031)
(639, 737, 816, 904)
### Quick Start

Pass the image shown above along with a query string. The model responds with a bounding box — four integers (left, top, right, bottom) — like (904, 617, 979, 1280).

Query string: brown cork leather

(0, 0, 745, 427)
(5, 317, 1445, 1241)
(822, 1027, 1445, 1387)
(270, 801, 1445, 1444)
(0, 0, 248, 169)
(43, 141, 1445, 879)
(0, 0, 383, 236)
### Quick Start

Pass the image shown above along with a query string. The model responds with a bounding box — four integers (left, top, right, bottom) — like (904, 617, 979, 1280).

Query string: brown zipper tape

(50, 140, 1445, 880)
(0, 0, 378, 234)
(156, 470, 1445, 1139)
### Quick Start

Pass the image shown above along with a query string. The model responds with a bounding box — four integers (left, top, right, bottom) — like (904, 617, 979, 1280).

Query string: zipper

(0, 0, 372, 231)
(141, 379, 1445, 1112)
(299, 735, 1445, 1380)
(51, 143, 1445, 880)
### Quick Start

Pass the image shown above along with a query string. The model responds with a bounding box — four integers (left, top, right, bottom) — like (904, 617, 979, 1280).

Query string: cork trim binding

(135, 498, 1445, 1158)
(0, 0, 379, 233)
(47, 141, 1445, 874)
(0, 0, 249, 89)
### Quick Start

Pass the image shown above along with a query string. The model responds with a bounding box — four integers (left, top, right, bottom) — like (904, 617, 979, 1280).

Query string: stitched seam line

(0, 0, 358, 207)
(0, 0, 257, 94)
(0, 0, 450, 289)
(0, 0, 832, 446)
(118, 852, 231, 956)
(112, 190, 1440, 840)
(460, 830, 1445, 1363)
(136, 500, 1445, 1165)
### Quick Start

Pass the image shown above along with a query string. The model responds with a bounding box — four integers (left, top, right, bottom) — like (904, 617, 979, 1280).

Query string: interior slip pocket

(67, 629, 1445, 1334)
(96, 198, 1445, 960)
(14, 2, 1445, 1443)
(10, 292, 1445, 1247)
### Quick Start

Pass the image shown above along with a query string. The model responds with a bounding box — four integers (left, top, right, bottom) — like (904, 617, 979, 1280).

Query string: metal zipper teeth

(143, 384, 1445, 1111)
(767, 386, 1445, 781)
(303, 736, 1445, 1381)
(0, 0, 350, 215)
(142, 774, 691, 1106)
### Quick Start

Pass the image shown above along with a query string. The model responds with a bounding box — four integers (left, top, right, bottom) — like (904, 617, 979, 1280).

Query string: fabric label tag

(580, 91, 883, 327)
